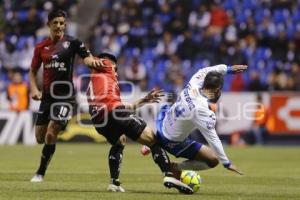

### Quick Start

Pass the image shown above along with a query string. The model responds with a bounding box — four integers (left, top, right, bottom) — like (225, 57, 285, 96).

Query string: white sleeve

(192, 108, 230, 165)
(188, 64, 228, 88)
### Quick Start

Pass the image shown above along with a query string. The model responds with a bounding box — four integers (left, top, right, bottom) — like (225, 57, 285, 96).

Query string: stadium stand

(1, 0, 300, 94)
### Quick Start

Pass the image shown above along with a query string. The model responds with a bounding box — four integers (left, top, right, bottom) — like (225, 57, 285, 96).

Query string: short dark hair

(48, 10, 67, 22)
(203, 71, 224, 89)
(98, 52, 117, 64)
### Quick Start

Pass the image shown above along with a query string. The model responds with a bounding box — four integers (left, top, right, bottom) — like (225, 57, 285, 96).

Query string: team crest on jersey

(63, 41, 70, 49)
(52, 54, 59, 59)
(206, 114, 216, 130)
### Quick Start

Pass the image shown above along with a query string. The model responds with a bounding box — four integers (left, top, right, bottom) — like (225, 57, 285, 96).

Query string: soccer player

(87, 52, 194, 194)
(142, 64, 246, 176)
(29, 10, 103, 182)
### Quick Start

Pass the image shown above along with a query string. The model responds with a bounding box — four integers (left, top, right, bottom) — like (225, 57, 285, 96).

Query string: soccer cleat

(107, 184, 125, 192)
(140, 145, 151, 156)
(163, 176, 193, 194)
(30, 174, 44, 182)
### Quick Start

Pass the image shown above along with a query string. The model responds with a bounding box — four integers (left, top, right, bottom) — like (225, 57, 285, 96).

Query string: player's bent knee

(118, 135, 126, 146)
(45, 132, 57, 144)
(36, 137, 44, 144)
(137, 126, 156, 146)
(207, 157, 219, 168)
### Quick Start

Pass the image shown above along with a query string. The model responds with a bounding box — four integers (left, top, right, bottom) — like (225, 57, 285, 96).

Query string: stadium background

(0, 0, 300, 145)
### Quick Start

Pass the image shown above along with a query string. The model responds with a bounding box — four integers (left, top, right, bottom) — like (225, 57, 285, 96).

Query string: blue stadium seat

(273, 9, 290, 24)
(223, 0, 237, 10)
(242, 0, 257, 9)
(17, 10, 28, 21)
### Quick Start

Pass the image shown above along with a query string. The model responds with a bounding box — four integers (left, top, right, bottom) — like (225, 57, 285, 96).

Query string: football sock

(36, 144, 56, 176)
(108, 144, 124, 182)
(177, 160, 210, 170)
(150, 143, 172, 176)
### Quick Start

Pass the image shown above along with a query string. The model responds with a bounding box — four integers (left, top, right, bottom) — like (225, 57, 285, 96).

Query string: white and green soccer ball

(180, 170, 202, 192)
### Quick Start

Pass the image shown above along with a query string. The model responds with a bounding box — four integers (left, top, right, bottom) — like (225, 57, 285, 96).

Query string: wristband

(223, 161, 232, 168)
(227, 66, 234, 74)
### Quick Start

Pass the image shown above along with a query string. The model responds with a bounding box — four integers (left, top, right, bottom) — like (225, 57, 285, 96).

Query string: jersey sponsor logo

(63, 41, 70, 49)
(183, 88, 195, 111)
(44, 46, 50, 50)
(44, 61, 66, 71)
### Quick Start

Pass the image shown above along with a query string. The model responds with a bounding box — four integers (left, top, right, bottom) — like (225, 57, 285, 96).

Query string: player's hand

(91, 58, 104, 68)
(142, 89, 164, 104)
(231, 65, 248, 73)
(227, 164, 244, 175)
(31, 89, 42, 101)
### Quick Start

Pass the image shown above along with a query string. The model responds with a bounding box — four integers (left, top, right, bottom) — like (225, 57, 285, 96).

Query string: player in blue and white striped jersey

(143, 64, 247, 176)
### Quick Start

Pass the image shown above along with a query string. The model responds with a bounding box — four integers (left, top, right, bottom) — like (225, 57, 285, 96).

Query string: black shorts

(90, 105, 147, 145)
(36, 98, 76, 128)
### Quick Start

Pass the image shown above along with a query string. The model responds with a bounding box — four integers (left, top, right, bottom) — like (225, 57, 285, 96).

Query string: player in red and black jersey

(87, 53, 194, 194)
(29, 10, 103, 182)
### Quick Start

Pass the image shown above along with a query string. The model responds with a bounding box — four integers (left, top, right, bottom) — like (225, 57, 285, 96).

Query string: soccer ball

(180, 170, 202, 192)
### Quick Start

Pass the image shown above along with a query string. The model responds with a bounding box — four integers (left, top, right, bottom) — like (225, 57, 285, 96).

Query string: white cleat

(163, 176, 193, 194)
(107, 184, 125, 192)
(30, 174, 44, 182)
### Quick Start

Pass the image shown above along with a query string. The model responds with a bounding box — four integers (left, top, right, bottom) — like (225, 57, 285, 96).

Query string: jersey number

(88, 82, 95, 100)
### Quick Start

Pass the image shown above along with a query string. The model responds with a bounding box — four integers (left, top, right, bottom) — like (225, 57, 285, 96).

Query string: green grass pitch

(0, 144, 300, 200)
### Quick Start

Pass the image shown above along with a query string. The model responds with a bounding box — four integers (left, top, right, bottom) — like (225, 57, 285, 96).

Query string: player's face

(48, 17, 66, 40)
(211, 87, 222, 103)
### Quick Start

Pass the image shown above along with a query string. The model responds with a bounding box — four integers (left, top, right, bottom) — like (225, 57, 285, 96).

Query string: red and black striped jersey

(87, 58, 122, 113)
(31, 35, 90, 99)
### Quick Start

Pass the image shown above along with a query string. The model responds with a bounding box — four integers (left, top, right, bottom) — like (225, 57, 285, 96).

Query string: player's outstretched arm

(227, 65, 248, 73)
(125, 89, 164, 110)
(83, 56, 105, 69)
(226, 163, 244, 175)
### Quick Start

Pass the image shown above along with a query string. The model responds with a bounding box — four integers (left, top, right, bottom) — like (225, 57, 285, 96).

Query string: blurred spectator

(0, 41, 19, 70)
(257, 17, 276, 47)
(6, 70, 29, 112)
(289, 62, 300, 90)
(19, 7, 43, 36)
(230, 73, 245, 91)
(167, 3, 188, 35)
(155, 31, 178, 59)
(223, 16, 238, 45)
(127, 19, 147, 50)
(173, 73, 185, 94)
(248, 93, 269, 145)
(208, 3, 229, 34)
(188, 4, 211, 30)
(18, 41, 34, 72)
(0, 5, 5, 29)
(197, 28, 215, 60)
(4, 10, 20, 35)
(271, 31, 288, 61)
(101, 34, 122, 56)
(247, 71, 267, 91)
(124, 56, 146, 87)
(165, 55, 183, 87)
(176, 31, 197, 60)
